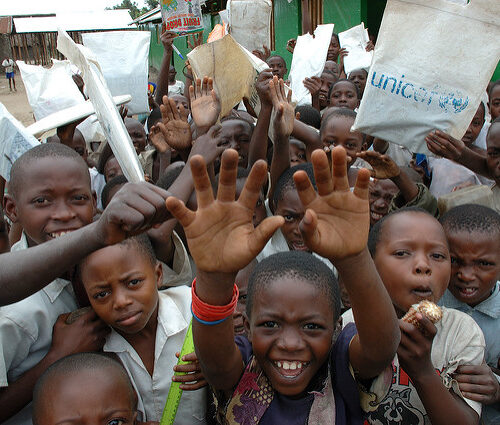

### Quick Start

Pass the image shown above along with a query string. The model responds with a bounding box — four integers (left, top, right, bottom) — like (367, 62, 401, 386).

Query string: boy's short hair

(118, 234, 157, 267)
(368, 207, 434, 256)
(9, 143, 89, 199)
(320, 107, 357, 136)
(33, 353, 137, 424)
(328, 78, 361, 101)
(96, 142, 114, 174)
(440, 204, 500, 236)
(220, 115, 255, 136)
(266, 54, 286, 66)
(488, 79, 500, 97)
(272, 163, 317, 211)
(101, 175, 128, 209)
(247, 251, 341, 321)
(295, 105, 321, 129)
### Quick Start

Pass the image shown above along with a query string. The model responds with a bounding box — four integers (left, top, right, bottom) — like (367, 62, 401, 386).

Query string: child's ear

(3, 194, 18, 224)
(243, 313, 252, 342)
(155, 261, 163, 289)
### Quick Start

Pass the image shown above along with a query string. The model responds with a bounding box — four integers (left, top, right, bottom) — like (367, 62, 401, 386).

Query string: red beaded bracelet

(191, 278, 239, 324)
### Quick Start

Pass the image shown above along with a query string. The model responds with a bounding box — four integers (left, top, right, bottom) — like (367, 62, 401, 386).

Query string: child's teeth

(277, 361, 282, 368)
(297, 362, 302, 369)
(283, 361, 290, 370)
(289, 362, 297, 370)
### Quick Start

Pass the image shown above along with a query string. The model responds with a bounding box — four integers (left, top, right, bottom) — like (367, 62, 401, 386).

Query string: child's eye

(284, 214, 295, 222)
(393, 250, 409, 257)
(431, 253, 446, 260)
(262, 321, 278, 328)
(478, 260, 494, 267)
(238, 294, 247, 302)
(303, 323, 322, 330)
(73, 194, 89, 202)
(108, 419, 126, 425)
(94, 290, 110, 300)
(128, 279, 142, 287)
(32, 197, 48, 205)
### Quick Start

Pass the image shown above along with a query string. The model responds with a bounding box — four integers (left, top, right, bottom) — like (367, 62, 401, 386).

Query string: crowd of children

(0, 4, 499, 425)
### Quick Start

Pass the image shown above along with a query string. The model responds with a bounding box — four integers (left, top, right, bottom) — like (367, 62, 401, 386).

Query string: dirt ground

(0, 74, 35, 127)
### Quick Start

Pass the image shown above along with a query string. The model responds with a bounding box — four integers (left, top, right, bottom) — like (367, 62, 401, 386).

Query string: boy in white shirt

(2, 58, 16, 91)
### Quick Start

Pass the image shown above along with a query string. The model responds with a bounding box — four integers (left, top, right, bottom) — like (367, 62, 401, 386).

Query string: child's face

(323, 61, 340, 78)
(246, 276, 334, 397)
(235, 178, 266, 227)
(275, 188, 309, 252)
(171, 94, 190, 113)
(329, 81, 359, 110)
(374, 212, 451, 317)
(104, 156, 124, 183)
(35, 369, 137, 425)
(319, 73, 337, 109)
(488, 84, 500, 121)
(219, 121, 252, 168)
(125, 119, 147, 154)
(486, 123, 500, 185)
(446, 230, 500, 307)
(461, 105, 484, 147)
(65, 132, 88, 164)
(321, 116, 363, 169)
(327, 36, 340, 62)
(289, 138, 306, 167)
(267, 57, 287, 80)
(81, 244, 161, 335)
(369, 179, 399, 226)
(6, 157, 94, 246)
(348, 70, 367, 97)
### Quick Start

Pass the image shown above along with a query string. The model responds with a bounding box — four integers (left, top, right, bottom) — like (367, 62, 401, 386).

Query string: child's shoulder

(158, 285, 192, 323)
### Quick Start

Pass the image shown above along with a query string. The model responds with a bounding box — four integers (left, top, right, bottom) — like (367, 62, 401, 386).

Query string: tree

(145, 0, 159, 8)
(108, 0, 142, 19)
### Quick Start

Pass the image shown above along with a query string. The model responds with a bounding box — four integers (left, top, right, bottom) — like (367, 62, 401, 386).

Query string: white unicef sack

(353, 0, 500, 154)
(82, 31, 150, 115)
(17, 59, 85, 121)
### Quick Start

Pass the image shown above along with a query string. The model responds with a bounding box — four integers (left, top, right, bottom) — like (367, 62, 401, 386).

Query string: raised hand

(270, 76, 294, 140)
(189, 124, 225, 165)
(252, 45, 271, 62)
(166, 149, 284, 273)
(160, 30, 177, 51)
(286, 38, 297, 54)
(160, 95, 192, 150)
(293, 147, 370, 261)
(187, 32, 203, 50)
(357, 150, 401, 179)
(149, 123, 170, 154)
(255, 68, 274, 106)
(303, 76, 322, 97)
(189, 77, 221, 135)
(425, 130, 465, 161)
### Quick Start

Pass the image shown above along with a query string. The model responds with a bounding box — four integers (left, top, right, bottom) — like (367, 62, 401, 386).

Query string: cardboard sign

(161, 0, 203, 35)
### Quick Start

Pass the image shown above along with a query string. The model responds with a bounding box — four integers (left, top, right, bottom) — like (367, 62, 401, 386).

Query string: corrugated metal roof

(0, 16, 13, 34)
(135, 9, 161, 24)
(13, 10, 135, 33)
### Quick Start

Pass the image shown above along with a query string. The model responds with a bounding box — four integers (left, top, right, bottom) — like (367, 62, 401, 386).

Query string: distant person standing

(2, 58, 16, 92)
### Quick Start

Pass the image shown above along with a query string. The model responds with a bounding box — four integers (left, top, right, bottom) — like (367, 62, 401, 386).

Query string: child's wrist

(332, 247, 371, 272)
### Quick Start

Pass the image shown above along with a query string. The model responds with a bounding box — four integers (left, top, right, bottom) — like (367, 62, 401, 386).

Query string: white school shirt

(158, 231, 193, 289)
(0, 234, 77, 425)
(103, 287, 207, 424)
(2, 59, 14, 73)
(342, 307, 485, 424)
(168, 80, 185, 96)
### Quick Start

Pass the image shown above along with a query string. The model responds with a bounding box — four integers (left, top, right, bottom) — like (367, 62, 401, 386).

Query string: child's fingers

(190, 155, 215, 208)
(165, 197, 196, 228)
(169, 98, 181, 120)
(250, 216, 285, 254)
(202, 76, 209, 96)
(180, 352, 198, 362)
(279, 78, 286, 101)
(217, 149, 238, 202)
(188, 84, 195, 103)
(178, 103, 189, 122)
(173, 372, 205, 382)
(330, 147, 350, 192)
(286, 85, 292, 103)
(173, 363, 200, 374)
(238, 160, 269, 210)
(210, 89, 219, 107)
(195, 78, 202, 98)
(179, 379, 208, 391)
(353, 168, 371, 200)
(299, 209, 319, 247)
(311, 149, 333, 196)
(293, 169, 318, 207)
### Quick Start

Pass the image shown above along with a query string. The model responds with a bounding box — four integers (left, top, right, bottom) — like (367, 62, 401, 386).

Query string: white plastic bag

(227, 0, 272, 53)
(17, 59, 85, 121)
(58, 29, 144, 183)
(338, 23, 373, 74)
(289, 24, 334, 106)
(82, 31, 150, 115)
(353, 0, 500, 154)
(0, 103, 40, 181)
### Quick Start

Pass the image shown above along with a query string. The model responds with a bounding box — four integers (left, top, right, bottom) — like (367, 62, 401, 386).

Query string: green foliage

(108, 0, 159, 20)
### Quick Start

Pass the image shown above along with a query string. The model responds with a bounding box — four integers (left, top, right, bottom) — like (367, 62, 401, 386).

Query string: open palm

(166, 150, 283, 273)
(294, 147, 370, 260)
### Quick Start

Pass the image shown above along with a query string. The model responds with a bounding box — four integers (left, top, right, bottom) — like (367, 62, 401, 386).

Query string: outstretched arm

(293, 147, 400, 379)
(155, 31, 176, 106)
(166, 150, 284, 390)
